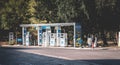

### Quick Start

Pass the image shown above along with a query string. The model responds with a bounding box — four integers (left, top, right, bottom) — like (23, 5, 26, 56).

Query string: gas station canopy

(20, 23, 76, 48)
(20, 23, 75, 27)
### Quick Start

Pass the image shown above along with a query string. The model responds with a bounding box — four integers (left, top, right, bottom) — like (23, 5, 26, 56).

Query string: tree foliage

(0, 0, 120, 33)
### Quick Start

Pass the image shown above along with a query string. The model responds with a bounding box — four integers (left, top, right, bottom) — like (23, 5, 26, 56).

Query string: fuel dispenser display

(50, 33, 56, 46)
(60, 33, 67, 47)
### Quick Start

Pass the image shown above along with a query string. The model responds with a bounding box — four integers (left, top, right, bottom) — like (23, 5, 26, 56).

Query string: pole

(22, 27, 25, 45)
(56, 26, 58, 46)
(74, 23, 76, 48)
(37, 26, 39, 46)
(118, 32, 120, 47)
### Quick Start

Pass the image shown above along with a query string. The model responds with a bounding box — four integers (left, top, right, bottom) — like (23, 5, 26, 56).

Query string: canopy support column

(74, 23, 76, 48)
(22, 27, 25, 45)
(37, 26, 39, 46)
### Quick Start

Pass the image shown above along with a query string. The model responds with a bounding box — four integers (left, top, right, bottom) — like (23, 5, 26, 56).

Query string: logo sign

(42, 26, 50, 29)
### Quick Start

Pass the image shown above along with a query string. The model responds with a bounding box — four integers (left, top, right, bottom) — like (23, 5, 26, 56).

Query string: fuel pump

(42, 32, 46, 47)
(42, 31, 51, 47)
(9, 32, 14, 45)
(50, 33, 56, 46)
(60, 33, 67, 47)
(26, 32, 29, 46)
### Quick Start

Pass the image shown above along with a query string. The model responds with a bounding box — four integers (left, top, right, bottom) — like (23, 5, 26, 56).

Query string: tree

(55, 0, 77, 22)
(0, 0, 28, 31)
(36, 0, 57, 23)
(26, 0, 39, 24)
(0, 0, 119, 33)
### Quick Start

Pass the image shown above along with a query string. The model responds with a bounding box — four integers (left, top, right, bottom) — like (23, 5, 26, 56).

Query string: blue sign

(75, 24, 81, 31)
(42, 26, 50, 29)
(58, 30, 61, 33)
(17, 38, 22, 42)
(39, 30, 42, 33)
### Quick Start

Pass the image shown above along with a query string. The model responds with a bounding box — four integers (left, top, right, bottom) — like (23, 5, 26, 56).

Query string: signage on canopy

(42, 26, 50, 29)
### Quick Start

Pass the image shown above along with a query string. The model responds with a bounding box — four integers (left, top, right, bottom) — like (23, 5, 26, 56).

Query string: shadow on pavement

(0, 46, 96, 65)
(0, 46, 42, 50)
(78, 59, 120, 65)
(0, 46, 120, 65)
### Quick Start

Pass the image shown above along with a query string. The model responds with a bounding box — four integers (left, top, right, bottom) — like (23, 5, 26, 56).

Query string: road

(0, 45, 120, 65)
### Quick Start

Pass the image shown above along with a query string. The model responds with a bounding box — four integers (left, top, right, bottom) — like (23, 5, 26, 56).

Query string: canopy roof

(20, 23, 75, 27)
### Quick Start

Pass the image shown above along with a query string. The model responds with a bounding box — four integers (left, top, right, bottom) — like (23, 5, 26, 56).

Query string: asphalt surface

(0, 45, 120, 65)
